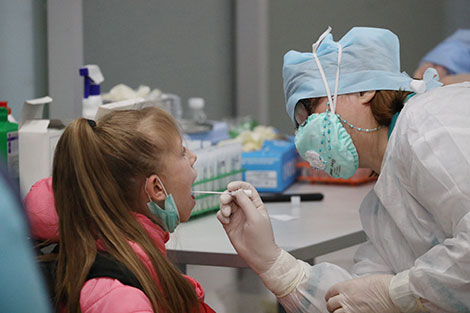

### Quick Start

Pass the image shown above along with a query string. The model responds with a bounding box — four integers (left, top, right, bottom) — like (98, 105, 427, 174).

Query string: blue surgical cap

(283, 27, 422, 124)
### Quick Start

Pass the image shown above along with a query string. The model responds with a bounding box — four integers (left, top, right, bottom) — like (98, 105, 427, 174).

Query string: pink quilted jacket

(25, 177, 216, 313)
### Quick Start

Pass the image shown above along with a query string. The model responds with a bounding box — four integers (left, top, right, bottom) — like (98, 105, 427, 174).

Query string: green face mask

(295, 104, 359, 179)
(145, 177, 180, 233)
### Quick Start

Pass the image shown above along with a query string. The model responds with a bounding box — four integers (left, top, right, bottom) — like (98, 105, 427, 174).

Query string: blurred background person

(414, 29, 470, 85)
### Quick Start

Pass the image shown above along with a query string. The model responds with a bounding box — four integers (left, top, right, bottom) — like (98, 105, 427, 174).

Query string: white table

(167, 182, 374, 268)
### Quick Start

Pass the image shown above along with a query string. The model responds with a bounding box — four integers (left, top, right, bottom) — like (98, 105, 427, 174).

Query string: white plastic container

(82, 94, 102, 120)
(188, 97, 207, 123)
(161, 94, 182, 120)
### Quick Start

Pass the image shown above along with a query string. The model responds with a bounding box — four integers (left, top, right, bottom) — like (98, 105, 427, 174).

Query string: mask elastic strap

(145, 176, 169, 201)
(331, 43, 342, 114)
(312, 27, 333, 108)
(312, 26, 342, 115)
(155, 175, 169, 197)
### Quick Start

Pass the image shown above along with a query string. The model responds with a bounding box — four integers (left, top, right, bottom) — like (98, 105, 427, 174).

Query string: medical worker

(218, 27, 470, 313)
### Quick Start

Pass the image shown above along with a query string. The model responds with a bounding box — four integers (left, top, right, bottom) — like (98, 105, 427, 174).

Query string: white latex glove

(325, 274, 400, 313)
(217, 181, 282, 275)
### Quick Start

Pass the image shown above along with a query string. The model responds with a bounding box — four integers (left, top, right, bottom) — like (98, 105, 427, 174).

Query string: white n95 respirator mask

(295, 103, 359, 179)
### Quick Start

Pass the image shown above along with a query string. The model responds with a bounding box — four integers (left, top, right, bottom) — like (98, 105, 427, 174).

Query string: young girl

(25, 107, 215, 313)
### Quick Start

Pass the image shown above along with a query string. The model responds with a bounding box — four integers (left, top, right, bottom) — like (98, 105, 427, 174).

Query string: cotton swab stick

(192, 190, 253, 197)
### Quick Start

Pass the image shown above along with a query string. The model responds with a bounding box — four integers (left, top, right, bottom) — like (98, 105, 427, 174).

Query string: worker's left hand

(325, 274, 400, 313)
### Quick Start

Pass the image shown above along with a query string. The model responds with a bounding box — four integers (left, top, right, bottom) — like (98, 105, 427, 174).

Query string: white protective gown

(278, 82, 470, 313)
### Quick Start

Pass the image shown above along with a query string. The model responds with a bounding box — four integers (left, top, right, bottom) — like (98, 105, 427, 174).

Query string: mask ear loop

(144, 176, 169, 201)
(155, 175, 169, 197)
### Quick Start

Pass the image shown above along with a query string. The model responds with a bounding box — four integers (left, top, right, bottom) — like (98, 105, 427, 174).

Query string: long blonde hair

(52, 107, 199, 313)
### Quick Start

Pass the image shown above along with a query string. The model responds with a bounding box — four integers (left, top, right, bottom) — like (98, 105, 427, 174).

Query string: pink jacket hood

(24, 177, 59, 241)
(24, 177, 170, 246)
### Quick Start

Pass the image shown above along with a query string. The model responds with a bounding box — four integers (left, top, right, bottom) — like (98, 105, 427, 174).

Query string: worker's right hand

(218, 181, 282, 275)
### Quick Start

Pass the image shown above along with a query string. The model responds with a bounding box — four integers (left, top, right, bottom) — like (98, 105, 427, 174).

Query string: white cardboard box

(19, 97, 65, 197)
(95, 97, 146, 120)
(19, 96, 147, 197)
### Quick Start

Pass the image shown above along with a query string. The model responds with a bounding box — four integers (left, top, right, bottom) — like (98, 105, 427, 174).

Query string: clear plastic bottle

(188, 97, 207, 124)
(161, 94, 182, 120)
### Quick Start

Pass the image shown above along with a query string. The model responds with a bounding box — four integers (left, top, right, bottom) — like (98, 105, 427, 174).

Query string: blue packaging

(185, 120, 230, 145)
(242, 139, 299, 193)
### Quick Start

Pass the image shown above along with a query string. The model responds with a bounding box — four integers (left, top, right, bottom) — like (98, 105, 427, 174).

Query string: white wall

(445, 0, 470, 35)
(0, 0, 48, 120)
(1, 1, 468, 129)
(82, 0, 235, 120)
(47, 0, 84, 120)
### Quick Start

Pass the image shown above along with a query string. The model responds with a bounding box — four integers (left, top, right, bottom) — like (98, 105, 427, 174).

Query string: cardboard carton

(19, 97, 65, 196)
(242, 139, 299, 193)
(95, 97, 146, 120)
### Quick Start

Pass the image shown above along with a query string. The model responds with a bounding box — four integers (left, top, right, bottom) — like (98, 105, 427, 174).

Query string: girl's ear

(145, 175, 166, 202)
(359, 90, 376, 105)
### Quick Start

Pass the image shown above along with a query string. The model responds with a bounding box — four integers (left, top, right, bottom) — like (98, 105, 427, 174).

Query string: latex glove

(325, 274, 400, 313)
(217, 181, 282, 275)
(413, 62, 448, 80)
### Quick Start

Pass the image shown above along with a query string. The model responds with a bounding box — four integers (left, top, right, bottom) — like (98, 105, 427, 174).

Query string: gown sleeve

(278, 261, 352, 313)
(387, 85, 470, 312)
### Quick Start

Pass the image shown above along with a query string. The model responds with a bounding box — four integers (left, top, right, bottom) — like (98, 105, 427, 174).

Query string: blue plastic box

(185, 120, 230, 145)
(242, 139, 299, 193)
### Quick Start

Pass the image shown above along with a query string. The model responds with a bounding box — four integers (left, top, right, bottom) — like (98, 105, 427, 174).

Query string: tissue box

(19, 97, 65, 196)
(242, 140, 299, 193)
